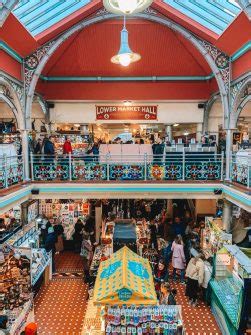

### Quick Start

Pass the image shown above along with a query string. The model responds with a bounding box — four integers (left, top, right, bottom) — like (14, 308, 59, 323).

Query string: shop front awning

(93, 246, 157, 306)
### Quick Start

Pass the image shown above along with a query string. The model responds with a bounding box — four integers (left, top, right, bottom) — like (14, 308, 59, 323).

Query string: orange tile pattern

(172, 281, 221, 335)
(35, 279, 88, 334)
(55, 251, 84, 273)
(34, 252, 221, 335)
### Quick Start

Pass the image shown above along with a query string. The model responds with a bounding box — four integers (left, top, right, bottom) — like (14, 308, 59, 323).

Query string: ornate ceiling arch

(24, 8, 231, 129)
(0, 74, 25, 130)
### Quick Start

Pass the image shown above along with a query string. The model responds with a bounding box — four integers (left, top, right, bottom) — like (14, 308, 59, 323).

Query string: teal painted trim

(231, 42, 251, 62)
(38, 186, 217, 193)
(0, 189, 30, 209)
(40, 74, 215, 82)
(0, 41, 23, 63)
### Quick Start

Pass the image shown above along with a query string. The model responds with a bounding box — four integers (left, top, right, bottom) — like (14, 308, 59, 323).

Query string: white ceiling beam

(0, 0, 19, 27)
(235, 0, 251, 19)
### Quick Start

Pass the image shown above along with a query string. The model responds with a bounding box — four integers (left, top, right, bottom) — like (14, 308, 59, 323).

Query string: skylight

(163, 0, 241, 34)
(13, 0, 91, 36)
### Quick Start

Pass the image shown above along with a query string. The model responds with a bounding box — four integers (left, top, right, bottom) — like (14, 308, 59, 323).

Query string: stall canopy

(93, 246, 157, 306)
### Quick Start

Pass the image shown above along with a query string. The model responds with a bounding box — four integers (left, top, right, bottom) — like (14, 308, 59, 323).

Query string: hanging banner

(96, 105, 158, 120)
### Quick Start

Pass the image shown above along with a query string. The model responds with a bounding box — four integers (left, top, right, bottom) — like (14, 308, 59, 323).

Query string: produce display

(105, 306, 183, 334)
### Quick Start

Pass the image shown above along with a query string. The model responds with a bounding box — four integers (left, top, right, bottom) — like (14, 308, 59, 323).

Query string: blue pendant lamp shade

(111, 25, 141, 67)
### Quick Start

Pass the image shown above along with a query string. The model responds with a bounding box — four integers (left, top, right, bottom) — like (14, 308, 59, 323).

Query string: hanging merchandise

(40, 199, 90, 240)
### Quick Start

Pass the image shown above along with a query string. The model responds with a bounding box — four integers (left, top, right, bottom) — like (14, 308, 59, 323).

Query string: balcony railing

(30, 152, 224, 182)
(0, 155, 24, 189)
(231, 154, 250, 188)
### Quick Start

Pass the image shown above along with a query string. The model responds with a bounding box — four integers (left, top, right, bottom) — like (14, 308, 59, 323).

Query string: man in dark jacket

(45, 226, 57, 272)
(44, 136, 55, 162)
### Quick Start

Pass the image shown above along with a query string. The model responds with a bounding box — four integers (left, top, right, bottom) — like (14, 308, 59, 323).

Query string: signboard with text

(96, 105, 158, 120)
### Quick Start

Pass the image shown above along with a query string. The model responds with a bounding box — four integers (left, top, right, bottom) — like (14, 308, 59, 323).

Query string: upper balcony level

(0, 150, 250, 187)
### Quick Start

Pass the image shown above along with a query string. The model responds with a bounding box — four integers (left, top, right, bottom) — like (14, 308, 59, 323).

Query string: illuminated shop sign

(96, 105, 158, 120)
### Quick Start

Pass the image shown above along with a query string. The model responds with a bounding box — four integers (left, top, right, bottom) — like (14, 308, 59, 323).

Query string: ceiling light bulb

(117, 0, 138, 14)
(103, 0, 153, 15)
(118, 53, 131, 67)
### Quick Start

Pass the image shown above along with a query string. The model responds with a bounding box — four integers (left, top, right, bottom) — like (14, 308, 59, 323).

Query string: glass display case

(210, 245, 251, 335)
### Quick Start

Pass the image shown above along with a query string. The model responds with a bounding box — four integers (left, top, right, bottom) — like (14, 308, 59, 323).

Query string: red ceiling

(215, 12, 251, 55)
(42, 20, 211, 77)
(37, 81, 210, 100)
(0, 13, 39, 56)
(0, 51, 22, 80)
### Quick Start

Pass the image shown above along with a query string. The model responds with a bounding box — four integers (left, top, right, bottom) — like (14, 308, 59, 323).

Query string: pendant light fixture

(103, 0, 153, 15)
(111, 16, 141, 67)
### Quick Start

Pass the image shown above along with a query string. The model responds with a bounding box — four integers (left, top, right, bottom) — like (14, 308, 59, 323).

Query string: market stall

(201, 217, 232, 259)
(210, 245, 251, 335)
(93, 247, 183, 334)
(0, 247, 34, 335)
(0, 206, 22, 244)
(40, 199, 90, 240)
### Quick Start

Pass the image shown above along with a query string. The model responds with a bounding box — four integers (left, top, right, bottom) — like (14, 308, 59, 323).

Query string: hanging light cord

(123, 15, 126, 29)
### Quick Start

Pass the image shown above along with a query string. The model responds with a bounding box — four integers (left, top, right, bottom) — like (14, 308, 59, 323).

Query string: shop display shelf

(31, 249, 51, 286)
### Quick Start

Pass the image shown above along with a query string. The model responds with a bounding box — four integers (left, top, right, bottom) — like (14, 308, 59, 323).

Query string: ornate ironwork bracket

(200, 40, 230, 94)
(24, 41, 55, 94)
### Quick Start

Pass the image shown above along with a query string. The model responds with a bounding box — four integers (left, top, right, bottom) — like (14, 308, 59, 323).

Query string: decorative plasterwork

(200, 41, 230, 93)
(24, 41, 55, 93)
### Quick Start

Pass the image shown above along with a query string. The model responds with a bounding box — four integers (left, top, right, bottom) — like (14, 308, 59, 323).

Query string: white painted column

(222, 199, 232, 233)
(196, 123, 203, 142)
(165, 125, 172, 141)
(21, 129, 30, 181)
(225, 129, 233, 181)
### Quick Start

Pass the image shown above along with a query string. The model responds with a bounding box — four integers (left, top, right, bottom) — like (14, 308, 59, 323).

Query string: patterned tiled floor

(35, 252, 87, 335)
(55, 251, 84, 273)
(35, 252, 221, 335)
(172, 280, 221, 335)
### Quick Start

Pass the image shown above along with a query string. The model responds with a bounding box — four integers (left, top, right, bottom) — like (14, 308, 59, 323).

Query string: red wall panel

(232, 51, 251, 80)
(37, 81, 210, 100)
(0, 51, 22, 80)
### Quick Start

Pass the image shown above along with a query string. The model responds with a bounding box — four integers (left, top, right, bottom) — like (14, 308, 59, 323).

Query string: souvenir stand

(0, 206, 22, 244)
(0, 246, 34, 335)
(93, 247, 183, 335)
(40, 199, 89, 240)
(210, 245, 251, 335)
(201, 217, 232, 259)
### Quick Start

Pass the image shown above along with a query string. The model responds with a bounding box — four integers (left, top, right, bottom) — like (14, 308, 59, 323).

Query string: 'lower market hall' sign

(96, 105, 158, 120)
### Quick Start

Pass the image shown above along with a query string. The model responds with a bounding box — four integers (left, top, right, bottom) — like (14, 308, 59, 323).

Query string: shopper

(63, 136, 73, 155)
(34, 138, 43, 155)
(45, 227, 57, 272)
(171, 235, 186, 283)
(73, 219, 84, 253)
(185, 255, 205, 307)
(159, 282, 176, 305)
(44, 136, 55, 162)
(53, 220, 64, 253)
(173, 216, 186, 237)
(83, 216, 96, 245)
(154, 259, 168, 293)
(149, 219, 158, 250)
